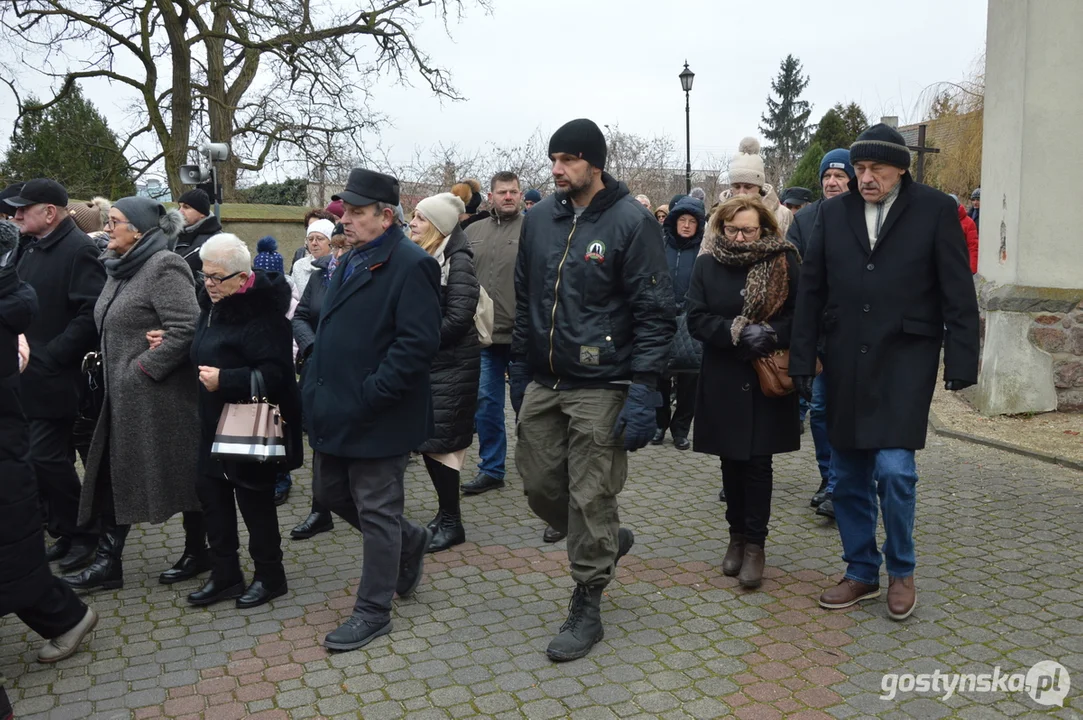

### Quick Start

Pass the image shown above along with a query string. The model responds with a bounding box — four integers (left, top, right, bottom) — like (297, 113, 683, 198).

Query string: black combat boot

(545, 584, 605, 662)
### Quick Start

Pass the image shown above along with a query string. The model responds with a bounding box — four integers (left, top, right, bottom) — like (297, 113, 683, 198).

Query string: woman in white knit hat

(290, 218, 336, 296)
(718, 137, 793, 239)
(408, 193, 481, 553)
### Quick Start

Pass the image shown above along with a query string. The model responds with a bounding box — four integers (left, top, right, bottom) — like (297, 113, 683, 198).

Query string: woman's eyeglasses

(197, 271, 242, 286)
(722, 225, 762, 239)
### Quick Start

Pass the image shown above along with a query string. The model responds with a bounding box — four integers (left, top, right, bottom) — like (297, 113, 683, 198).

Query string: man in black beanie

(174, 188, 221, 274)
(789, 123, 979, 622)
(510, 118, 676, 661)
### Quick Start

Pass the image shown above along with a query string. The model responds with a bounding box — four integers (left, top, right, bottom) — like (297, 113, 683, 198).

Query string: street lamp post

(679, 61, 695, 195)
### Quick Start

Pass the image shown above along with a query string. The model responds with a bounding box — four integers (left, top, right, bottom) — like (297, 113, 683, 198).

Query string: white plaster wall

(981, 0, 1083, 289)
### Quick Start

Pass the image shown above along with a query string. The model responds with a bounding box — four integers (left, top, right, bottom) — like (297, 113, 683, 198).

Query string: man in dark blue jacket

(786, 148, 854, 518)
(512, 119, 676, 662)
(303, 168, 442, 652)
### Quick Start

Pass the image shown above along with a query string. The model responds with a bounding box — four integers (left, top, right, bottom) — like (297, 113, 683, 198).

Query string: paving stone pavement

(2, 408, 1082, 719)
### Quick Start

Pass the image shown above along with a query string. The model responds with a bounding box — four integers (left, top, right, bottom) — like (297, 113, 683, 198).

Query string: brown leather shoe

(887, 575, 916, 620)
(737, 545, 765, 589)
(721, 533, 745, 576)
(818, 578, 881, 609)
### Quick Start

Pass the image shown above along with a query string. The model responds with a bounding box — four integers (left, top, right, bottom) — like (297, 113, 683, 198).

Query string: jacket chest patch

(584, 241, 606, 264)
(579, 345, 600, 365)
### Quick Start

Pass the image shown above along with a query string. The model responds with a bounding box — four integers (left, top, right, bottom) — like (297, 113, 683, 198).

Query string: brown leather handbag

(753, 350, 823, 398)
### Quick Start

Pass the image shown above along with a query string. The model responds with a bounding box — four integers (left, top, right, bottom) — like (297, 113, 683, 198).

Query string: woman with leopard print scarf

(685, 195, 802, 590)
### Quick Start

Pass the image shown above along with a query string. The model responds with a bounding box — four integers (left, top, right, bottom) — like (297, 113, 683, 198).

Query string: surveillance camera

(198, 143, 230, 162)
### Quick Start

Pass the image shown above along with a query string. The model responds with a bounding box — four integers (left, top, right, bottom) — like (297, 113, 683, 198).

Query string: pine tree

(787, 142, 826, 200)
(1, 85, 135, 199)
(810, 103, 869, 152)
(759, 55, 812, 188)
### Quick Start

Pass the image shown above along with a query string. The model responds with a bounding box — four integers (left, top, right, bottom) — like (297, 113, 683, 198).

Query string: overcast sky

(0, 0, 988, 182)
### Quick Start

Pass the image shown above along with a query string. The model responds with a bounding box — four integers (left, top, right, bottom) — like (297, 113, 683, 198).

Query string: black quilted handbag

(668, 313, 703, 373)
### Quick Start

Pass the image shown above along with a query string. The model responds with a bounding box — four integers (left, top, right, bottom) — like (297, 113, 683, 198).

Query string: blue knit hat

(819, 148, 855, 181)
(524, 189, 542, 203)
(253, 249, 284, 273)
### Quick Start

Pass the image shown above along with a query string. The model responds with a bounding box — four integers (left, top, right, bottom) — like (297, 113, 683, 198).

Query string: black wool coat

(0, 270, 50, 615)
(686, 242, 801, 461)
(190, 270, 303, 488)
(302, 225, 442, 459)
(15, 217, 106, 419)
(291, 253, 333, 368)
(789, 175, 980, 450)
(418, 227, 481, 455)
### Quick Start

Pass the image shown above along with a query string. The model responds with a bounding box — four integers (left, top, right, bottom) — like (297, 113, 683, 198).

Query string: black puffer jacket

(190, 270, 303, 488)
(512, 173, 676, 389)
(418, 227, 481, 454)
(0, 266, 49, 615)
(662, 196, 705, 310)
(174, 214, 222, 275)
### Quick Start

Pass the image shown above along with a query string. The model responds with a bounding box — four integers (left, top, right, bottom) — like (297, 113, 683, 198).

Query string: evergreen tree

(786, 142, 826, 200)
(810, 103, 869, 153)
(759, 55, 813, 187)
(1, 85, 135, 199)
(238, 178, 308, 205)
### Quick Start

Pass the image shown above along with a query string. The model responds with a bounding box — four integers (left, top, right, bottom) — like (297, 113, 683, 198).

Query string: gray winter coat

(78, 248, 202, 526)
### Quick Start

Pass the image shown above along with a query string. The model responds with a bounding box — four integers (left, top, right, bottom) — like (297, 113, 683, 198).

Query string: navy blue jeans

(830, 448, 918, 585)
(809, 372, 835, 493)
(475, 344, 511, 480)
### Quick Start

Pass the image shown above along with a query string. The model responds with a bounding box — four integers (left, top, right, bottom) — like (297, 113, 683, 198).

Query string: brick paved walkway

(2, 413, 1081, 719)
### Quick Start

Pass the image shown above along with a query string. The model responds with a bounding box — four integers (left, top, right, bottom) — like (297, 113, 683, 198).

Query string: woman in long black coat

(0, 220, 97, 665)
(686, 195, 800, 590)
(409, 193, 481, 553)
(288, 225, 348, 540)
(188, 233, 302, 610)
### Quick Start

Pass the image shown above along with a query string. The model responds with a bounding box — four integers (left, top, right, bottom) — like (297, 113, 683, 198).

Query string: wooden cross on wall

(908, 123, 940, 184)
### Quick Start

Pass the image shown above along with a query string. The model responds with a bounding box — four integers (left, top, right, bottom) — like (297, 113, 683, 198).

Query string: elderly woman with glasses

(64, 197, 209, 593)
(187, 233, 302, 610)
(686, 195, 800, 591)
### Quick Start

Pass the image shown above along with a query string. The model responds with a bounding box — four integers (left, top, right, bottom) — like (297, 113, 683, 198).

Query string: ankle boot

(722, 533, 746, 577)
(62, 524, 130, 591)
(737, 544, 765, 589)
(426, 512, 465, 553)
(545, 584, 604, 662)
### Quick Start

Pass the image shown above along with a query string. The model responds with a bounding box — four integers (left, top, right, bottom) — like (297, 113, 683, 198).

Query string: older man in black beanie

(789, 124, 979, 622)
(174, 188, 222, 275)
(511, 118, 675, 661)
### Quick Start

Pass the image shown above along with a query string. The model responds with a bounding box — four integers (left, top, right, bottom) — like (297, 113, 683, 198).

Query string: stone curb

(929, 409, 1083, 472)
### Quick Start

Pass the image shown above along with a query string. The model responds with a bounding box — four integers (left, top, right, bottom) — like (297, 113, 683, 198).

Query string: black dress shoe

(673, 436, 690, 451)
(45, 537, 71, 563)
(290, 512, 334, 540)
(810, 489, 830, 508)
(396, 527, 432, 597)
(650, 428, 665, 445)
(274, 487, 290, 506)
(816, 496, 836, 519)
(543, 525, 566, 543)
(57, 538, 98, 572)
(187, 577, 244, 607)
(159, 551, 212, 585)
(461, 473, 505, 495)
(236, 579, 288, 609)
(324, 616, 392, 651)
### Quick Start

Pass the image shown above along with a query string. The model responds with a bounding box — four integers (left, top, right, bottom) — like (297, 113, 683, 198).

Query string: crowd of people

(0, 116, 981, 703)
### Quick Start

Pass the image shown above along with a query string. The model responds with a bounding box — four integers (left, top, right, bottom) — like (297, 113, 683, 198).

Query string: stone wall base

(974, 280, 1083, 414)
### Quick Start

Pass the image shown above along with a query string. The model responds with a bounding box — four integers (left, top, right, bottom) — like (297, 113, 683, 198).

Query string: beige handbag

(475, 285, 495, 348)
(211, 370, 286, 463)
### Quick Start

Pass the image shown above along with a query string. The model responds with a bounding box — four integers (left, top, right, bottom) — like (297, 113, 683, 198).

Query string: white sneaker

(37, 606, 98, 663)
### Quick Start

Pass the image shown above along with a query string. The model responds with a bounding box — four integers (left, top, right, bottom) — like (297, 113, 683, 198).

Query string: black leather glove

(737, 323, 778, 361)
(792, 375, 815, 402)
(508, 361, 532, 417)
(613, 383, 664, 451)
(944, 379, 974, 392)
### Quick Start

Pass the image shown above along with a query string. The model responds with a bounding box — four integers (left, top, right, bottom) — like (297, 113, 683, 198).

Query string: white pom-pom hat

(728, 136, 766, 187)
